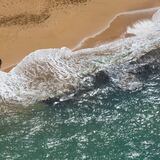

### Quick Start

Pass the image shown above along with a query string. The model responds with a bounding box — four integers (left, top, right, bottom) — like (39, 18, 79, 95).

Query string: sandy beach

(0, 0, 160, 71)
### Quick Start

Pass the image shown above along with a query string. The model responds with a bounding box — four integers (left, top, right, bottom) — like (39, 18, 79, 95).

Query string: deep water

(0, 76, 160, 160)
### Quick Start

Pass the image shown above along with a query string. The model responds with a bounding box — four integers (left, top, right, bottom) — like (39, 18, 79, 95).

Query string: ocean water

(0, 76, 159, 160)
(0, 3, 160, 160)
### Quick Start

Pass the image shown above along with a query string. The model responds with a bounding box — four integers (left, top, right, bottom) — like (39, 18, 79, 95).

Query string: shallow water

(0, 76, 159, 159)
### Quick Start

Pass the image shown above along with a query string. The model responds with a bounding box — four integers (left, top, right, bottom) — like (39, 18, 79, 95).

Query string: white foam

(0, 9, 160, 107)
(127, 9, 160, 36)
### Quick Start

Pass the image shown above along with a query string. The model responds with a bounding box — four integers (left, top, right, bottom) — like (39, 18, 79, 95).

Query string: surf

(0, 9, 160, 107)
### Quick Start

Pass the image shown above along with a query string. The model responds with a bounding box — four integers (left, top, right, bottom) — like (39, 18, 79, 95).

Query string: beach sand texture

(0, 0, 160, 71)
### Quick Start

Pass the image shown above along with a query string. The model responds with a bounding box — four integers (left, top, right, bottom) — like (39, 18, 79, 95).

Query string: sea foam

(0, 9, 160, 106)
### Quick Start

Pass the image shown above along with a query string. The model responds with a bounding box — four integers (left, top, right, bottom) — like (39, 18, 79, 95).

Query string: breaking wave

(0, 9, 160, 107)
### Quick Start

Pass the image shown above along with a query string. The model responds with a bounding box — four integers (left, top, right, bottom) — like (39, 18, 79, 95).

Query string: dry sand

(0, 0, 160, 71)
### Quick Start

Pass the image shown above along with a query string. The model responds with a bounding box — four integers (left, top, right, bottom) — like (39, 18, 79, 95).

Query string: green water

(0, 78, 160, 160)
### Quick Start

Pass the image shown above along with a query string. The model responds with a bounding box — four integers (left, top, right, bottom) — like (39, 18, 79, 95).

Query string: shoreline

(3, 7, 159, 72)
(74, 7, 159, 50)
(0, 0, 160, 71)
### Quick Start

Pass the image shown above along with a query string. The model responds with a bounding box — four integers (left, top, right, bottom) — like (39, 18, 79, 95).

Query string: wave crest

(1, 9, 160, 106)
(127, 9, 160, 36)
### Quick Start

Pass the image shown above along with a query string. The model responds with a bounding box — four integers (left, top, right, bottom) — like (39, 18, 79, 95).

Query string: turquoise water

(0, 77, 160, 160)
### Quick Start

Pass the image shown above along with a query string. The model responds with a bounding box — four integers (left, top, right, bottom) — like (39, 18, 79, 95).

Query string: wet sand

(74, 7, 159, 50)
(0, 0, 160, 71)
